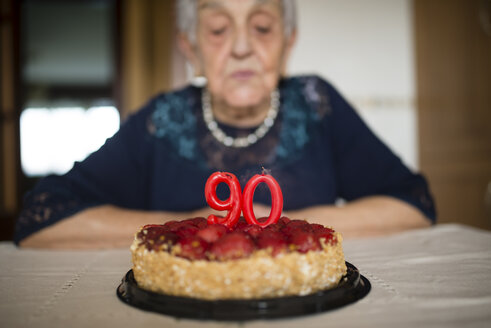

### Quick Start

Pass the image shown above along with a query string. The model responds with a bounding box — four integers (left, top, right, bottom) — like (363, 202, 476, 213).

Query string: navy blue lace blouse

(14, 75, 436, 243)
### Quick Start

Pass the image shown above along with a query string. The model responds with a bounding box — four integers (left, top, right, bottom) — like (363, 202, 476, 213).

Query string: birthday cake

(130, 217, 347, 300)
(130, 171, 347, 300)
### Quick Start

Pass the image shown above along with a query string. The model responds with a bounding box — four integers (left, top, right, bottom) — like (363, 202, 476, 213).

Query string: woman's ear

(280, 28, 297, 75)
(177, 33, 202, 76)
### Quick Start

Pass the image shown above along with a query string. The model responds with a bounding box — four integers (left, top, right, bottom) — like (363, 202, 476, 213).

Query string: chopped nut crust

(131, 231, 347, 300)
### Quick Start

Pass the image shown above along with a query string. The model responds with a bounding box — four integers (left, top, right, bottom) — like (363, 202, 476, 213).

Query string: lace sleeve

(14, 176, 102, 244)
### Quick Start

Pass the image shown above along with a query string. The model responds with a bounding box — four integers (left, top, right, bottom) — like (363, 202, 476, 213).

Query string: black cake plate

(116, 261, 370, 321)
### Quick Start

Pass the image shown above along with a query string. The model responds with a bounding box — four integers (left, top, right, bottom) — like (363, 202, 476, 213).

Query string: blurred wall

(414, 0, 491, 229)
(120, 0, 175, 118)
(288, 0, 417, 170)
(0, 0, 20, 240)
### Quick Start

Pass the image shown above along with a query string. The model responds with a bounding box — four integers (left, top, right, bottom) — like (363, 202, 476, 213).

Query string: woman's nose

(231, 29, 252, 59)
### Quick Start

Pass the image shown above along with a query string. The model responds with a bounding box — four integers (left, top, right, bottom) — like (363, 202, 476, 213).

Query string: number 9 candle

(204, 172, 242, 228)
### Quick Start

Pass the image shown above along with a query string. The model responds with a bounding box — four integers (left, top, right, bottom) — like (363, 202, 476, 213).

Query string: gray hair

(176, 0, 297, 44)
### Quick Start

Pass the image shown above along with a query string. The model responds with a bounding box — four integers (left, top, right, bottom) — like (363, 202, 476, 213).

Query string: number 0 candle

(242, 173, 283, 228)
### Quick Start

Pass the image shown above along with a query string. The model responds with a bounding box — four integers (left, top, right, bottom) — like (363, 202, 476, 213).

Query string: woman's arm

(283, 196, 431, 239)
(20, 195, 429, 249)
(19, 205, 226, 249)
(19, 205, 191, 249)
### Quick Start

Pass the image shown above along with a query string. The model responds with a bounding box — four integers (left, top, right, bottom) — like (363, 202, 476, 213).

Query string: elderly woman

(15, 0, 435, 248)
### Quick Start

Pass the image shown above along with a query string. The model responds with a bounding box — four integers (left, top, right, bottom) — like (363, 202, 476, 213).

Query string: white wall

(289, 0, 418, 169)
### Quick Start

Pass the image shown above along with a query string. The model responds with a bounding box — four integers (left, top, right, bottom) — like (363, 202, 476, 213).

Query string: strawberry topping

(175, 225, 199, 238)
(278, 216, 291, 225)
(138, 228, 179, 251)
(138, 217, 337, 260)
(315, 227, 337, 245)
(196, 224, 228, 243)
(209, 232, 255, 260)
(288, 231, 321, 253)
(181, 217, 208, 229)
(175, 236, 209, 260)
(256, 230, 288, 256)
(236, 224, 263, 239)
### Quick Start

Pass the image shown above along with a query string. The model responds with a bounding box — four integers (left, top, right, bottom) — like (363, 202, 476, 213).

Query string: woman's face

(189, 0, 295, 108)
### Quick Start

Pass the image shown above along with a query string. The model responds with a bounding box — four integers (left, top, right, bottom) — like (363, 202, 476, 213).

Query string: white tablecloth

(1, 224, 490, 328)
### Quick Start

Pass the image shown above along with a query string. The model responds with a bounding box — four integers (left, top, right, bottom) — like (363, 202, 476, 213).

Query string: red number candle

(242, 173, 283, 228)
(204, 172, 242, 229)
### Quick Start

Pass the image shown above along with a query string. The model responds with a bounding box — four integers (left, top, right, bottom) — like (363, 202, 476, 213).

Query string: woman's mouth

(230, 70, 255, 80)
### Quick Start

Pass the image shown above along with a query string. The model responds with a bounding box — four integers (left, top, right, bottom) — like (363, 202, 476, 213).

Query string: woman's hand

(283, 196, 431, 238)
(19, 205, 192, 249)
(170, 198, 430, 239)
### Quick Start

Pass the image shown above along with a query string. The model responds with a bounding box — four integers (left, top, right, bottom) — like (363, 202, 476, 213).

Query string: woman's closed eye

(201, 13, 230, 40)
(211, 26, 228, 36)
(250, 12, 275, 37)
(254, 25, 271, 34)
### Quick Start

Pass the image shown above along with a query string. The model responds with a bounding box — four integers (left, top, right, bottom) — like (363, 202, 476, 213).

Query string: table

(1, 224, 490, 328)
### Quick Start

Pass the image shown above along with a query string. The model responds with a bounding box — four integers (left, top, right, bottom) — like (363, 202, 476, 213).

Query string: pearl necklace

(202, 89, 280, 148)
